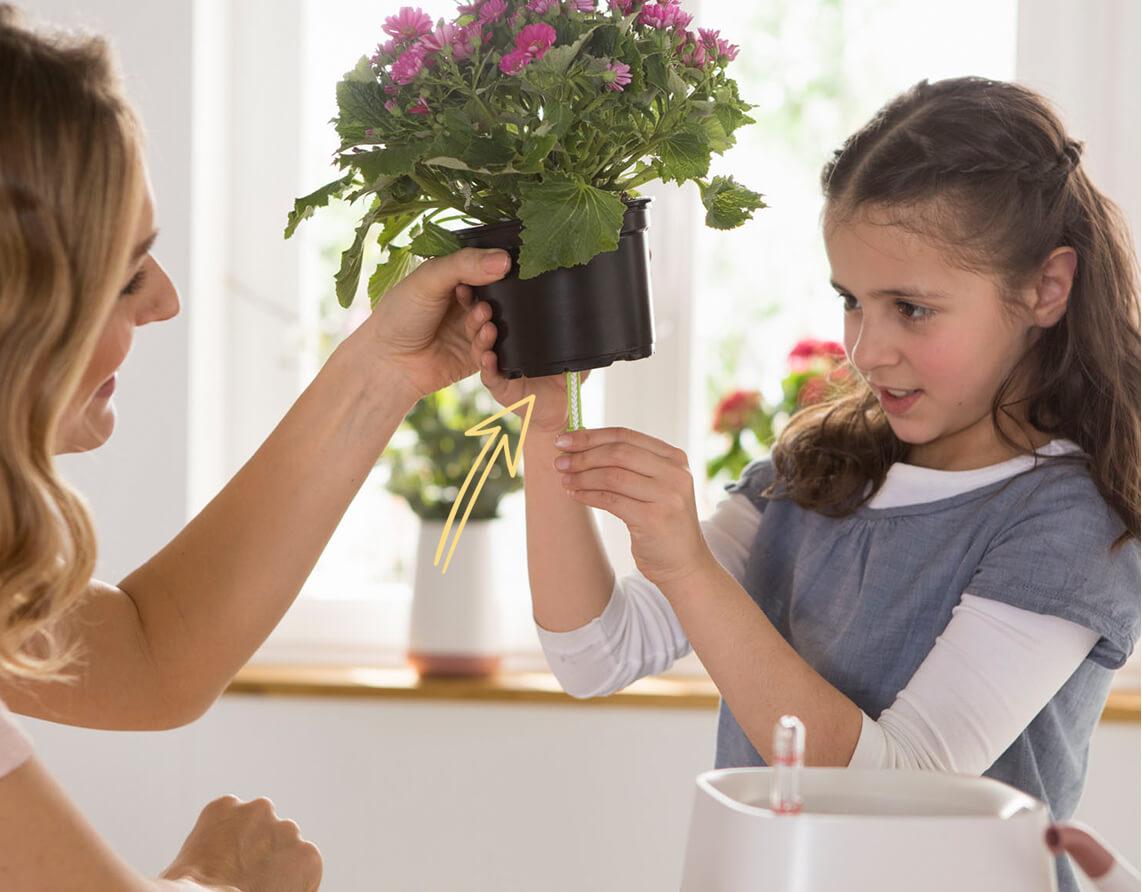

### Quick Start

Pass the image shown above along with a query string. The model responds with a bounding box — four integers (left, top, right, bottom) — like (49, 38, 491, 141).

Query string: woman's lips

(94, 375, 116, 399)
(876, 386, 922, 415)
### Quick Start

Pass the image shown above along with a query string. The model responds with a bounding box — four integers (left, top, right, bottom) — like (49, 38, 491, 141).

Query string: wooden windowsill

(227, 664, 1141, 723)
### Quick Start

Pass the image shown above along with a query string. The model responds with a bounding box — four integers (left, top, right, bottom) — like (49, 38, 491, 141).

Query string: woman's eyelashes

(120, 268, 146, 298)
(834, 291, 935, 324)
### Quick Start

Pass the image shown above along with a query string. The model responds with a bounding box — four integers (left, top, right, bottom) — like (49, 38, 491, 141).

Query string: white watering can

(681, 718, 1057, 891)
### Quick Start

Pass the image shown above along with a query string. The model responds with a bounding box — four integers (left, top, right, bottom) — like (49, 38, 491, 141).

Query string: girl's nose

(847, 317, 899, 376)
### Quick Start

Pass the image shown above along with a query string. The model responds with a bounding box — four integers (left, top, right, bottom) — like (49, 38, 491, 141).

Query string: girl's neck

(905, 413, 1056, 472)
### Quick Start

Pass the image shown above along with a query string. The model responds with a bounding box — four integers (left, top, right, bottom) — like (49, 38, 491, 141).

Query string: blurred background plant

(706, 337, 848, 480)
(385, 380, 524, 521)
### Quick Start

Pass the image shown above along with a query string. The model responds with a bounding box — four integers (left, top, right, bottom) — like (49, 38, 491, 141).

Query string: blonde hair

(0, 5, 144, 678)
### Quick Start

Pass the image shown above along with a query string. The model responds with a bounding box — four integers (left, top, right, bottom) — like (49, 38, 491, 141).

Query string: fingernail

(554, 434, 571, 448)
(554, 456, 570, 469)
(482, 250, 510, 274)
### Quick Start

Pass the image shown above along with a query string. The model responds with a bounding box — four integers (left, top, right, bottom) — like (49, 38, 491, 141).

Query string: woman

(0, 7, 508, 889)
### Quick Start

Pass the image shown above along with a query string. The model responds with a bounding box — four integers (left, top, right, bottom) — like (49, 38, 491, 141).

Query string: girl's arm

(523, 431, 616, 633)
(0, 249, 510, 730)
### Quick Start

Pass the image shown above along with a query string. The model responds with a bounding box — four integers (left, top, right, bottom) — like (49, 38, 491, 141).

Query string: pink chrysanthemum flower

(479, 0, 508, 22)
(391, 45, 428, 84)
(698, 27, 719, 48)
(716, 38, 739, 61)
(568, 0, 596, 10)
(383, 7, 434, 43)
(527, 0, 559, 13)
(515, 22, 557, 58)
(455, 1, 481, 13)
(609, 0, 638, 12)
(408, 98, 432, 115)
(451, 23, 483, 60)
(677, 30, 708, 68)
(499, 47, 533, 75)
(602, 60, 632, 91)
(420, 22, 462, 54)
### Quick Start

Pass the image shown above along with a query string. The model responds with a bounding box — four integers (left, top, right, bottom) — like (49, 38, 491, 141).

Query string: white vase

(408, 517, 501, 677)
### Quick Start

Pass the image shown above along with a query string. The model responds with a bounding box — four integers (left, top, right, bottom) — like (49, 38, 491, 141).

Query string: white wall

(18, 0, 1142, 888)
(25, 698, 718, 890)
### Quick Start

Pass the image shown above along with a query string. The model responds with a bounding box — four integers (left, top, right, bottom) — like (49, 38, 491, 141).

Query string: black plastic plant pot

(455, 197, 655, 380)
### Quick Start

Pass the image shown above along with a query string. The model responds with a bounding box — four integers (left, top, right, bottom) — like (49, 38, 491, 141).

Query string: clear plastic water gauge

(769, 714, 805, 815)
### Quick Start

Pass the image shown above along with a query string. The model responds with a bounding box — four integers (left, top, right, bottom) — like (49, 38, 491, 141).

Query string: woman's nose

(136, 258, 180, 325)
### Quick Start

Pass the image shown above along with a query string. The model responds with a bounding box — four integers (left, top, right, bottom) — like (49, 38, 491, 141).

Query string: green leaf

(410, 221, 463, 258)
(465, 128, 517, 170)
(656, 124, 710, 183)
(378, 211, 421, 252)
(350, 143, 430, 180)
(284, 174, 353, 239)
(535, 102, 573, 139)
(368, 246, 421, 309)
(518, 132, 559, 172)
(517, 177, 626, 279)
(342, 55, 376, 84)
(336, 79, 389, 140)
(336, 205, 382, 308)
(699, 176, 766, 230)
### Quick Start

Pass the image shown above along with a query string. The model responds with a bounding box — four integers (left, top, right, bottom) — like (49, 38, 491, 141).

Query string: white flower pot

(408, 517, 501, 677)
(681, 768, 1057, 891)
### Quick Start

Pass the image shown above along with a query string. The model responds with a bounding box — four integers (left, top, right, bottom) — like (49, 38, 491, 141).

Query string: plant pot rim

(456, 195, 652, 242)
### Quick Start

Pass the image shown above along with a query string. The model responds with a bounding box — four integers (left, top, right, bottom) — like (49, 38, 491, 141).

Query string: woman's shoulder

(0, 694, 33, 780)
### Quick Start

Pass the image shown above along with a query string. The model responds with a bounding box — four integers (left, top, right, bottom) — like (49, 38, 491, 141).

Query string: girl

(0, 6, 508, 889)
(468, 76, 1140, 892)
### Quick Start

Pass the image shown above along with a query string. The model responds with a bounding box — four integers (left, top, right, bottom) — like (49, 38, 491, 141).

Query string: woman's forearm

(119, 329, 419, 715)
(661, 556, 863, 766)
(524, 432, 615, 632)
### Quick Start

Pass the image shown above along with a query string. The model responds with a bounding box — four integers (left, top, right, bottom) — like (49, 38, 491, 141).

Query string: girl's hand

(159, 795, 322, 892)
(553, 426, 713, 588)
(465, 296, 591, 434)
(357, 248, 512, 403)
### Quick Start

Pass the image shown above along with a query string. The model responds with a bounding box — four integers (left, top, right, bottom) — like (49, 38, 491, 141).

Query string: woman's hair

(771, 76, 1140, 546)
(0, 5, 144, 678)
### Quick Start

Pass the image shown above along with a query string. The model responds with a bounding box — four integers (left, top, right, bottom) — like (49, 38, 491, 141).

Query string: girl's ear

(1028, 246, 1077, 328)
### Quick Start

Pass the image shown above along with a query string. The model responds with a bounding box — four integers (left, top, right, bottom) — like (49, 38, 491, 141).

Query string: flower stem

(565, 370, 584, 432)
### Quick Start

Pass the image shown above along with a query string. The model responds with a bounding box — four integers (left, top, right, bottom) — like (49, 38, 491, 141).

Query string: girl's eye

(835, 291, 859, 312)
(120, 269, 146, 298)
(896, 300, 935, 323)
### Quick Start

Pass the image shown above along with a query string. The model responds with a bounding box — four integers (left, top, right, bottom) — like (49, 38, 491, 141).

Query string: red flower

(712, 389, 761, 433)
(787, 338, 846, 372)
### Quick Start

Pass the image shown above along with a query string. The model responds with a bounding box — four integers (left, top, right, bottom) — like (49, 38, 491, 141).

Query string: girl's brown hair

(771, 76, 1140, 544)
(0, 5, 144, 677)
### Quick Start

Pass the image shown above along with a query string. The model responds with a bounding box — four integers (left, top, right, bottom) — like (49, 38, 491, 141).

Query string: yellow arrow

(434, 394, 535, 574)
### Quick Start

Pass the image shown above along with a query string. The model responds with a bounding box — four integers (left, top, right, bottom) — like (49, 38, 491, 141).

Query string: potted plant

(287, 0, 764, 425)
(385, 379, 524, 676)
(707, 338, 848, 481)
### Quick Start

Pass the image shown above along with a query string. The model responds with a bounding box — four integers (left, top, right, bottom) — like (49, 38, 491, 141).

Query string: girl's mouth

(876, 386, 922, 415)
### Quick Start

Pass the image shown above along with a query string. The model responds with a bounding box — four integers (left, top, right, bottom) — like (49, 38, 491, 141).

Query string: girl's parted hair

(772, 77, 1140, 545)
(0, 5, 144, 678)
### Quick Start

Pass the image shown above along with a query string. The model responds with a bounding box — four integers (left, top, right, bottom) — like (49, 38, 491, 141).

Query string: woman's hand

(355, 247, 512, 403)
(159, 795, 322, 892)
(552, 426, 714, 587)
(465, 297, 591, 434)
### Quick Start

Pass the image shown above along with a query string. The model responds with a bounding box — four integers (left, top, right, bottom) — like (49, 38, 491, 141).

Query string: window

(211, 0, 1027, 668)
